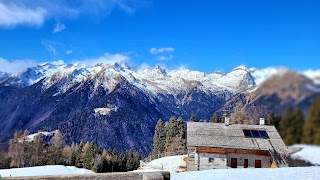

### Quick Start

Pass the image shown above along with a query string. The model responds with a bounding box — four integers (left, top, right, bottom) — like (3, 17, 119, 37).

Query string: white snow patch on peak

(232, 65, 250, 72)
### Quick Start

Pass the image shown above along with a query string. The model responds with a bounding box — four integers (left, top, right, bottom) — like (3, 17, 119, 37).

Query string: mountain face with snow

(0, 62, 320, 153)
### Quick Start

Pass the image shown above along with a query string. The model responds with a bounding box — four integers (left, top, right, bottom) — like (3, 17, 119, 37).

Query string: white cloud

(51, 60, 65, 66)
(0, 52, 131, 73)
(65, 50, 73, 55)
(0, 0, 145, 27)
(0, 2, 46, 27)
(53, 21, 65, 33)
(157, 54, 174, 61)
(0, 57, 39, 73)
(149, 47, 175, 55)
(73, 53, 131, 67)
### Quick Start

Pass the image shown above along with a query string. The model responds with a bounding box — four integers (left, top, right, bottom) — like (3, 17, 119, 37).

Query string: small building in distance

(186, 118, 289, 171)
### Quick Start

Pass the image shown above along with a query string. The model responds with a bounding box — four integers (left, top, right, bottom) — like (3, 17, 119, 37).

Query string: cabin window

(243, 130, 270, 139)
(209, 158, 214, 163)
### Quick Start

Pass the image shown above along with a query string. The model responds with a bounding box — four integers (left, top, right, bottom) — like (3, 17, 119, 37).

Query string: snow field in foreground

(0, 165, 94, 177)
(172, 166, 320, 180)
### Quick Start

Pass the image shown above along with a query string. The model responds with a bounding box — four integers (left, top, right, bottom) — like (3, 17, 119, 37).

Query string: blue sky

(0, 0, 319, 73)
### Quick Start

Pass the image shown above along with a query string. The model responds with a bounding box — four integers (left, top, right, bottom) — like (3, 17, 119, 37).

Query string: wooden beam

(197, 147, 270, 156)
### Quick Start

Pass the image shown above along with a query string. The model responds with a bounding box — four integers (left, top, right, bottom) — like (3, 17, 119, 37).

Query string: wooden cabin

(186, 120, 289, 171)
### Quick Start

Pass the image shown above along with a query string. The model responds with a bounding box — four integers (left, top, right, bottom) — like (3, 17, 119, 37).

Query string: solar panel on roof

(251, 130, 260, 138)
(243, 130, 252, 137)
(242, 129, 270, 139)
(259, 130, 269, 139)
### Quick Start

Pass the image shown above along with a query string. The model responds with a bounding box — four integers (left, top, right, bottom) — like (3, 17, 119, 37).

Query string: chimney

(223, 111, 230, 126)
(259, 118, 265, 125)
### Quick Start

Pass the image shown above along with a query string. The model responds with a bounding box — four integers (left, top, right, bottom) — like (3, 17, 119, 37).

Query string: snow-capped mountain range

(1, 61, 319, 96)
(1, 62, 320, 153)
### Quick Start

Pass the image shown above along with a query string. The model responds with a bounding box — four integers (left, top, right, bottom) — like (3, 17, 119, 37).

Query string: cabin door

(255, 160, 262, 168)
(231, 158, 237, 168)
(244, 159, 248, 168)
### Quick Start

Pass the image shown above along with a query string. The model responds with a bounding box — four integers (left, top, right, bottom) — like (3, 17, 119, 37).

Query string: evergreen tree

(152, 119, 166, 155)
(75, 142, 84, 168)
(279, 107, 304, 145)
(176, 116, 185, 139)
(189, 114, 196, 122)
(210, 113, 221, 123)
(268, 112, 281, 130)
(82, 142, 95, 169)
(303, 96, 320, 144)
(165, 116, 178, 151)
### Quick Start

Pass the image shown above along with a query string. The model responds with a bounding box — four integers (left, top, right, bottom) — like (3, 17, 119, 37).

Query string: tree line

(269, 96, 320, 145)
(0, 130, 141, 172)
(152, 116, 186, 156)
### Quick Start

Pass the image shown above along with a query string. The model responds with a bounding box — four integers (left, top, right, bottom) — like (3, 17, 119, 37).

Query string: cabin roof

(187, 122, 289, 155)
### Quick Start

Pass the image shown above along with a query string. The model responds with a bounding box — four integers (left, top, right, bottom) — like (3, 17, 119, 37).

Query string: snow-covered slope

(290, 144, 320, 165)
(172, 167, 320, 180)
(0, 165, 94, 177)
(146, 155, 187, 173)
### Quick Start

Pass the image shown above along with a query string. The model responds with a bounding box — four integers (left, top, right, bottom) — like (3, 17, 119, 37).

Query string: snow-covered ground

(290, 144, 320, 165)
(146, 155, 187, 173)
(172, 167, 320, 180)
(0, 165, 94, 177)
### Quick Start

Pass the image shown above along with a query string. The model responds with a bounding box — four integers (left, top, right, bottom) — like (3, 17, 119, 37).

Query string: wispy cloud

(157, 54, 174, 61)
(0, 0, 146, 27)
(150, 47, 175, 61)
(53, 21, 65, 33)
(149, 47, 175, 55)
(0, 2, 46, 27)
(73, 53, 131, 67)
(0, 57, 39, 73)
(65, 50, 73, 55)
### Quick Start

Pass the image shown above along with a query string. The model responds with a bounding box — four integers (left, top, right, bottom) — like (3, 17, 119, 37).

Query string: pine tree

(165, 116, 178, 151)
(82, 142, 95, 169)
(279, 107, 304, 145)
(189, 114, 196, 122)
(152, 119, 166, 155)
(210, 113, 221, 123)
(176, 116, 185, 139)
(303, 96, 320, 144)
(75, 142, 84, 168)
